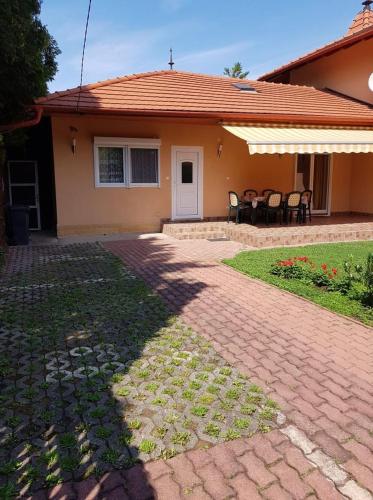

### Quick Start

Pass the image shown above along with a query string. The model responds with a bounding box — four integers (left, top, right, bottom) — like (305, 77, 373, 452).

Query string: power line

(76, 0, 92, 112)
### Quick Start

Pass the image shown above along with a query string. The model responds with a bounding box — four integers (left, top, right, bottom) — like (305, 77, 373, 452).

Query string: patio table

(241, 194, 309, 225)
(241, 197, 265, 224)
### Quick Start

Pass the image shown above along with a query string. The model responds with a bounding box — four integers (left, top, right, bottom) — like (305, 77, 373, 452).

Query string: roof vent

(233, 82, 257, 93)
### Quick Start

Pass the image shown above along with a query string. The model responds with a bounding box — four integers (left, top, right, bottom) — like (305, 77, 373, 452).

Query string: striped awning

(223, 125, 373, 154)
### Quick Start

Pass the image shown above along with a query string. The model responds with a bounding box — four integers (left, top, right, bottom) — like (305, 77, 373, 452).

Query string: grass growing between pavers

(224, 241, 373, 326)
(0, 244, 278, 497)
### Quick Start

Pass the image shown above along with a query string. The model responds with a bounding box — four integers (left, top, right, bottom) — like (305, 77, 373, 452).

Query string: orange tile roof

(36, 70, 373, 126)
(258, 25, 373, 82)
(347, 3, 373, 35)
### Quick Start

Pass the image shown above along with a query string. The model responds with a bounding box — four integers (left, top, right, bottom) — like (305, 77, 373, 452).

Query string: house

(259, 1, 373, 106)
(4, 2, 373, 239)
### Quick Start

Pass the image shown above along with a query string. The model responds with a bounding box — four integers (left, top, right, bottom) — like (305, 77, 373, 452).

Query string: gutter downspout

(0, 106, 43, 133)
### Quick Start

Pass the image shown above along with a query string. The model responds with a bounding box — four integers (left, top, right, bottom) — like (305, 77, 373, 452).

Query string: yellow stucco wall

(331, 154, 352, 213)
(350, 153, 373, 213)
(51, 115, 295, 236)
(51, 114, 371, 236)
(290, 38, 373, 104)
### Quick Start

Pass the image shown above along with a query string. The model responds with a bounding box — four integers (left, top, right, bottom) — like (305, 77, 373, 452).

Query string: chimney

(346, 0, 373, 36)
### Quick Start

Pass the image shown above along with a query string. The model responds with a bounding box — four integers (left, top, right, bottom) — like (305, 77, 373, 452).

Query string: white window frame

(94, 137, 161, 188)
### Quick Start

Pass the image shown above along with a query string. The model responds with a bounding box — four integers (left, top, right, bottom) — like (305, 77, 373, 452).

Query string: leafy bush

(271, 257, 337, 288)
(310, 264, 337, 288)
(271, 259, 306, 279)
(362, 252, 373, 307)
(270, 252, 373, 310)
(343, 254, 364, 289)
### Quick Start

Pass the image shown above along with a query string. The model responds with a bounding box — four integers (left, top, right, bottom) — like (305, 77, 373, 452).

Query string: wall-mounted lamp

(69, 126, 78, 155)
(217, 140, 223, 159)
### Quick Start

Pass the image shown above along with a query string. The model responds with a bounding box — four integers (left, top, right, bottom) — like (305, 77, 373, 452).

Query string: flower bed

(224, 242, 373, 326)
(271, 253, 373, 308)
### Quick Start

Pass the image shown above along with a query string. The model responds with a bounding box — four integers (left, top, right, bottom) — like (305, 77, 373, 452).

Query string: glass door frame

(8, 160, 41, 230)
(294, 153, 333, 216)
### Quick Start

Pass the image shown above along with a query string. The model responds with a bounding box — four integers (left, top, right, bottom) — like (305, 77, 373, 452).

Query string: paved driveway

(103, 235, 373, 500)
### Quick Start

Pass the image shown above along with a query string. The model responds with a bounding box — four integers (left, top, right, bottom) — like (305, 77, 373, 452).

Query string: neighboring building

(259, 1, 373, 105)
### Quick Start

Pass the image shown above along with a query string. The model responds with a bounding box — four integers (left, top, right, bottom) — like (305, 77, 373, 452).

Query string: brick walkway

(99, 235, 373, 500)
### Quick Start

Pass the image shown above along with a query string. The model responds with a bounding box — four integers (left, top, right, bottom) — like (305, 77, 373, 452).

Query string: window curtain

(98, 147, 124, 183)
(296, 154, 311, 191)
(131, 149, 158, 184)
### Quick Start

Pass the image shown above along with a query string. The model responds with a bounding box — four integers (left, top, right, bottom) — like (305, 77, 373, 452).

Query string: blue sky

(41, 0, 362, 92)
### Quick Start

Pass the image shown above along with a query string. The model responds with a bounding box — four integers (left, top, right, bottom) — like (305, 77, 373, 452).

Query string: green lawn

(224, 241, 373, 327)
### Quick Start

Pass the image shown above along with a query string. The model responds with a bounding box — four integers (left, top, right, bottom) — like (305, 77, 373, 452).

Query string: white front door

(172, 147, 203, 219)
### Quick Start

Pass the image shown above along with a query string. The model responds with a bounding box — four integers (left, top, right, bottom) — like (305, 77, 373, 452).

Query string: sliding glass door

(295, 154, 331, 215)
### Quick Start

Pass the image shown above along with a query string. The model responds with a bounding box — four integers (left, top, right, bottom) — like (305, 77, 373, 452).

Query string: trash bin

(6, 205, 30, 245)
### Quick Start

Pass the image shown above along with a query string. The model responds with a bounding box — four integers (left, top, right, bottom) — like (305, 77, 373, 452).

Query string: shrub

(271, 260, 305, 279)
(362, 252, 373, 307)
(343, 254, 364, 288)
(311, 269, 333, 288)
(271, 256, 340, 290)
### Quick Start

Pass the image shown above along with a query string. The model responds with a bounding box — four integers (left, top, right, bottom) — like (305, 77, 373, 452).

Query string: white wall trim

(94, 137, 161, 147)
(171, 146, 204, 220)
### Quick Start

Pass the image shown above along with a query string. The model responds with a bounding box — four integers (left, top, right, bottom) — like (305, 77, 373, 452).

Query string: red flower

(295, 256, 309, 263)
(279, 259, 294, 267)
(332, 268, 338, 275)
(321, 263, 328, 272)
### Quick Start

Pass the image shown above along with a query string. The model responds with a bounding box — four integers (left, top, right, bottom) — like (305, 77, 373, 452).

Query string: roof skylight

(233, 83, 257, 93)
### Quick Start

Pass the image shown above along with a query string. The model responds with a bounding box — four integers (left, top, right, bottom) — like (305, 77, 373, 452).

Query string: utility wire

(76, 0, 92, 112)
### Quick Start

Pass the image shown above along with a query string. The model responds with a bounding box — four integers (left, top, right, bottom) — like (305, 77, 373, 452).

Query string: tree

(0, 0, 60, 126)
(0, 0, 59, 246)
(223, 62, 249, 79)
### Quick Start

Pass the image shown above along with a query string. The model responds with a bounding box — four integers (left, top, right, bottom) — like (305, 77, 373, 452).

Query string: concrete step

(171, 231, 228, 240)
(162, 222, 227, 239)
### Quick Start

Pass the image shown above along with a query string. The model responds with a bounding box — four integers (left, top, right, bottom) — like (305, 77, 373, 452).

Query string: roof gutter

(40, 106, 373, 128)
(0, 106, 43, 133)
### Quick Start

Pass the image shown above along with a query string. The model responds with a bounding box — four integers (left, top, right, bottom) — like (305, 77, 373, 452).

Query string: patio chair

(227, 191, 247, 224)
(262, 189, 275, 198)
(262, 192, 283, 225)
(243, 189, 258, 201)
(284, 191, 302, 224)
(301, 190, 313, 223)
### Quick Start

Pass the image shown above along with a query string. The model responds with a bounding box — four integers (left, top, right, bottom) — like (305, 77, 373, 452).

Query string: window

(94, 137, 161, 187)
(181, 161, 193, 183)
(98, 147, 124, 184)
(130, 148, 158, 185)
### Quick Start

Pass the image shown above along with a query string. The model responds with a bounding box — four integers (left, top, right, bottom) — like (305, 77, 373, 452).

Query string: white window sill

(129, 183, 160, 188)
(95, 183, 127, 188)
(95, 183, 160, 188)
